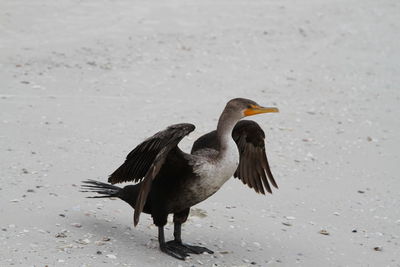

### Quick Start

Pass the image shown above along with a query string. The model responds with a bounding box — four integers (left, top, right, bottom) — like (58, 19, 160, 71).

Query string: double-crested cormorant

(82, 98, 279, 260)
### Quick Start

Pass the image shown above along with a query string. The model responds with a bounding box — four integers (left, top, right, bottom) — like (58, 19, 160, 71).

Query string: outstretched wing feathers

(191, 120, 278, 195)
(232, 120, 278, 194)
(108, 119, 275, 224)
(107, 123, 195, 226)
(262, 147, 278, 188)
(134, 145, 172, 226)
(108, 123, 195, 184)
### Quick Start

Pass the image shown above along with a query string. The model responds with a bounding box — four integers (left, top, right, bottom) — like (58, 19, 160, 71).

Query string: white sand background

(1, 0, 399, 266)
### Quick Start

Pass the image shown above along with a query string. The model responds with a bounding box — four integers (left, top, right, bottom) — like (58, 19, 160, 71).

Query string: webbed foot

(166, 240, 213, 255)
(160, 241, 189, 260)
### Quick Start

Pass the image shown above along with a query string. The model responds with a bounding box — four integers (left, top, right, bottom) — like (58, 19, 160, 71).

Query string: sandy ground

(1, 0, 400, 266)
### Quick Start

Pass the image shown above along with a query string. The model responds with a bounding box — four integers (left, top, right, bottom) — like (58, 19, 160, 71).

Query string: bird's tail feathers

(81, 179, 121, 198)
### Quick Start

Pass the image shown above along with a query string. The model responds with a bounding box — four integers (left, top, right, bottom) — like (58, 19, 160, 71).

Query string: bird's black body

(82, 98, 279, 260)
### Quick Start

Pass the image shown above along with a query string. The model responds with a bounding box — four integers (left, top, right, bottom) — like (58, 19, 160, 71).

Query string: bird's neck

(216, 110, 239, 155)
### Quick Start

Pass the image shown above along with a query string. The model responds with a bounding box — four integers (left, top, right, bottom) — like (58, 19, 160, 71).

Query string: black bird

(82, 98, 279, 260)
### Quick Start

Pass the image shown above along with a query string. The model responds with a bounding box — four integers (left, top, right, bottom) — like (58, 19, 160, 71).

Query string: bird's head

(225, 98, 279, 119)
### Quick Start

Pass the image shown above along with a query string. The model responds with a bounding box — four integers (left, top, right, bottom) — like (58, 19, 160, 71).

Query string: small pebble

(374, 246, 382, 251)
(96, 251, 102, 255)
(352, 229, 357, 233)
(319, 230, 330, 235)
(106, 254, 117, 259)
(102, 237, 111, 242)
(71, 223, 82, 228)
(75, 239, 90, 245)
(55, 232, 67, 238)
(357, 190, 365, 194)
(94, 241, 105, 246)
(282, 222, 292, 226)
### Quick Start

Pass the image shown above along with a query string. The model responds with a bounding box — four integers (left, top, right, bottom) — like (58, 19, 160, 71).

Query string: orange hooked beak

(243, 104, 279, 117)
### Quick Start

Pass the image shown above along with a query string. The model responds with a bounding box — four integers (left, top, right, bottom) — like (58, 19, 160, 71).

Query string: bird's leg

(173, 222, 183, 243)
(158, 226, 189, 260)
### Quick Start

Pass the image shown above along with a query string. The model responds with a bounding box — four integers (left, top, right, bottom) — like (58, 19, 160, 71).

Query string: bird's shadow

(77, 214, 158, 252)
(75, 211, 293, 264)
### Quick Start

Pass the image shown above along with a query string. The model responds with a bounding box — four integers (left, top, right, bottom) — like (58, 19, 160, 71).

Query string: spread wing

(108, 123, 195, 185)
(107, 123, 195, 226)
(232, 120, 278, 194)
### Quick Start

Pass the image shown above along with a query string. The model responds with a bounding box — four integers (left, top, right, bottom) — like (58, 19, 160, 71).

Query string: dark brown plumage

(81, 98, 279, 260)
(232, 120, 278, 194)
